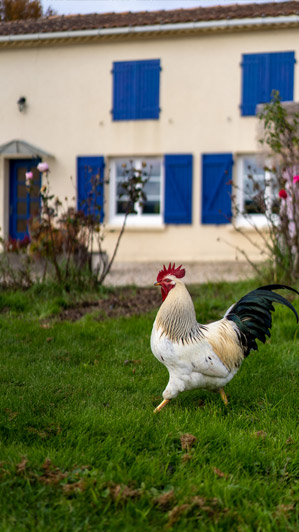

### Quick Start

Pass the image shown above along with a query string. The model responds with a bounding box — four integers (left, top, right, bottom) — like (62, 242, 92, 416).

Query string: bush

(232, 91, 299, 283)
(0, 161, 150, 289)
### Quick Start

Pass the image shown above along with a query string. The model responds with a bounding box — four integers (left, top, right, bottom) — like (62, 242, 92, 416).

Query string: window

(112, 59, 161, 120)
(241, 51, 295, 116)
(235, 156, 278, 226)
(109, 157, 163, 226)
(109, 154, 193, 227)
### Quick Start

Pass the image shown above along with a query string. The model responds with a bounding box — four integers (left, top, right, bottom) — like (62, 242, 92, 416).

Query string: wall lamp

(17, 96, 26, 112)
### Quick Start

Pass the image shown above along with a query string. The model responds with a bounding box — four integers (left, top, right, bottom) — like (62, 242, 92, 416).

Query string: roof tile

(0, 1, 298, 36)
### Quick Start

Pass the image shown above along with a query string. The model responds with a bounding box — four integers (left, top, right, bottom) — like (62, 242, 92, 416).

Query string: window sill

(234, 214, 278, 229)
(108, 215, 163, 228)
(107, 223, 165, 232)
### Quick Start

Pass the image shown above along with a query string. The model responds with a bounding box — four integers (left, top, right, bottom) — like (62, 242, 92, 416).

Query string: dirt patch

(58, 287, 162, 321)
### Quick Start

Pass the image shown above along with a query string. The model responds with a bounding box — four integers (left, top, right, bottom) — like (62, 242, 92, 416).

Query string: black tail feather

(226, 284, 298, 356)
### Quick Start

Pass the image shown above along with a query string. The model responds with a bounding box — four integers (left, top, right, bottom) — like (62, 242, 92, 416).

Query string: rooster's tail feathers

(225, 284, 298, 356)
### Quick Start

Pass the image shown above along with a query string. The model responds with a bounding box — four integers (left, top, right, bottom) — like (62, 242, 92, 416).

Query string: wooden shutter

(241, 53, 267, 116)
(268, 51, 295, 102)
(112, 59, 160, 120)
(201, 153, 233, 224)
(112, 61, 136, 120)
(164, 154, 192, 224)
(137, 59, 160, 119)
(241, 51, 295, 116)
(77, 156, 105, 222)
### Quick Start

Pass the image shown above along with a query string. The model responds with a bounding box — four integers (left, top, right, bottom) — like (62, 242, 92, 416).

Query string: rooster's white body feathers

(151, 277, 242, 400)
(151, 324, 240, 399)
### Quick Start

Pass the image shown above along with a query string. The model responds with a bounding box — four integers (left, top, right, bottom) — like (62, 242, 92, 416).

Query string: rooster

(151, 263, 298, 413)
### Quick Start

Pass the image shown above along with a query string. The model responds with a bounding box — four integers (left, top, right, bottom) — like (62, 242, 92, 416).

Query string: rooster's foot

(219, 388, 228, 406)
(154, 399, 170, 413)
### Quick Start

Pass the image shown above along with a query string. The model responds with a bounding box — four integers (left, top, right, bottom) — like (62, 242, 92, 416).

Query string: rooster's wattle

(151, 263, 298, 412)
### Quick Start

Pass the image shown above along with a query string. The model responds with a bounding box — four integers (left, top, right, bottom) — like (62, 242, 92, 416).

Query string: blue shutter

(241, 51, 295, 116)
(77, 156, 105, 222)
(112, 59, 160, 120)
(269, 51, 295, 102)
(201, 153, 233, 224)
(137, 59, 160, 119)
(241, 53, 267, 116)
(112, 61, 136, 120)
(164, 154, 192, 224)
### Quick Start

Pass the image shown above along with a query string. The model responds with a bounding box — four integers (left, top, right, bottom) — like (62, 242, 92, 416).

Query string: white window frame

(235, 155, 277, 228)
(108, 157, 164, 227)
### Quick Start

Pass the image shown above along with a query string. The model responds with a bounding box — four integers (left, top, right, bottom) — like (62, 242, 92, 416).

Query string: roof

(0, 1, 298, 45)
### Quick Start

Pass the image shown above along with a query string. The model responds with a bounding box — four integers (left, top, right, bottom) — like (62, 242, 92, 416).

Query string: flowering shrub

(1, 160, 150, 288)
(233, 91, 299, 282)
(26, 161, 149, 287)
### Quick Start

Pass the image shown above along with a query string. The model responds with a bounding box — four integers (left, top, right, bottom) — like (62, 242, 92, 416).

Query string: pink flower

(293, 175, 299, 183)
(25, 171, 33, 180)
(37, 162, 49, 173)
(279, 189, 288, 199)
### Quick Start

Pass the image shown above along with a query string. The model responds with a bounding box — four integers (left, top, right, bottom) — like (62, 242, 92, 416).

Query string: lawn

(0, 280, 298, 531)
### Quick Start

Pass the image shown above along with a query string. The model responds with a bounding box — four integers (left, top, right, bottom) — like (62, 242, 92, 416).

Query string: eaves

(0, 14, 299, 48)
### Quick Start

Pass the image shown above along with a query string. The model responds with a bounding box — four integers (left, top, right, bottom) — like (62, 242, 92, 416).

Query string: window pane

(17, 201, 27, 216)
(17, 219, 27, 232)
(267, 175, 279, 214)
(243, 159, 266, 214)
(143, 200, 160, 214)
(146, 160, 161, 177)
(17, 183, 28, 199)
(116, 200, 136, 215)
(31, 168, 41, 196)
(30, 200, 40, 217)
(116, 160, 130, 177)
(116, 182, 127, 196)
(17, 167, 25, 182)
(144, 179, 160, 196)
(31, 182, 41, 198)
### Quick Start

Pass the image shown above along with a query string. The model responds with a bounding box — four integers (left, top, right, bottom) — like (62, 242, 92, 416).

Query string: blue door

(9, 159, 41, 240)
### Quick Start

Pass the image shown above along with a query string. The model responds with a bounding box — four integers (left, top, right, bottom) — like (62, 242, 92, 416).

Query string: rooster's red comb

(157, 263, 186, 283)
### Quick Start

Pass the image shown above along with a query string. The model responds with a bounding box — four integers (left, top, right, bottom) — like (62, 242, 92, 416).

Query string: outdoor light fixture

(17, 96, 26, 112)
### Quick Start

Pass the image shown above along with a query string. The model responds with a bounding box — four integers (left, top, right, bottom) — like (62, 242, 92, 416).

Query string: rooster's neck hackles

(156, 280, 207, 344)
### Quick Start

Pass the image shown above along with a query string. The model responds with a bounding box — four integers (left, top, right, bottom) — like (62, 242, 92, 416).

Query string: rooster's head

(154, 263, 186, 301)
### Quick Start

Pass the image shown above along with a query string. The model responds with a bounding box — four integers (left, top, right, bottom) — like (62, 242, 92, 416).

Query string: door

(9, 159, 41, 240)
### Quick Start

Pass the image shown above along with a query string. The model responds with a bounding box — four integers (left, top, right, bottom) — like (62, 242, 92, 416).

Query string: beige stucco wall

(0, 26, 298, 262)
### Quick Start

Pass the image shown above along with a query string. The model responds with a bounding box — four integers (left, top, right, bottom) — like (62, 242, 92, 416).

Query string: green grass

(0, 280, 298, 531)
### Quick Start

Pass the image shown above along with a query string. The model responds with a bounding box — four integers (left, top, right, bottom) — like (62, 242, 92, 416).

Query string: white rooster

(151, 263, 298, 412)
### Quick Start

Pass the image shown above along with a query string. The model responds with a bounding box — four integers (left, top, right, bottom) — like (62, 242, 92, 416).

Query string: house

(0, 1, 298, 263)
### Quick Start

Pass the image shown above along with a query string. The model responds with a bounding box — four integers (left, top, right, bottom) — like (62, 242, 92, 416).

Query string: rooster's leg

(154, 399, 170, 413)
(219, 388, 228, 406)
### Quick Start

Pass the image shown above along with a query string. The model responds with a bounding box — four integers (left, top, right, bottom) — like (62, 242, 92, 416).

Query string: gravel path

(103, 261, 255, 287)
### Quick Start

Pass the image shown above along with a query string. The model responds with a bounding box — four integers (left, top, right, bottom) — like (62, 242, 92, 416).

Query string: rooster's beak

(154, 282, 161, 287)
